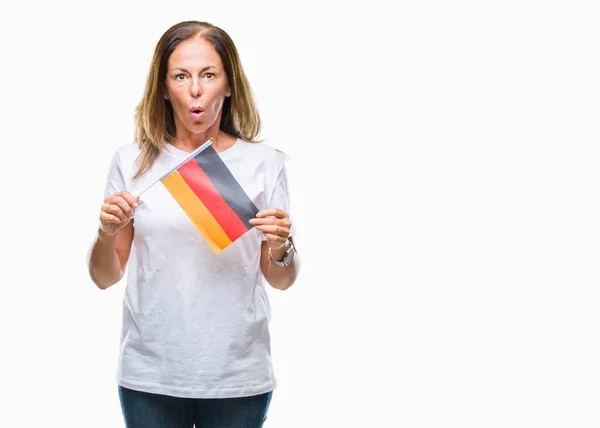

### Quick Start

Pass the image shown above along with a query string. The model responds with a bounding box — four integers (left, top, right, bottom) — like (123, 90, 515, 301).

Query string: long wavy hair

(132, 21, 262, 180)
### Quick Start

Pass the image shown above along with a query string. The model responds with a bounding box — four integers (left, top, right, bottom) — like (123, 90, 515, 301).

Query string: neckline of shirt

(165, 138, 241, 159)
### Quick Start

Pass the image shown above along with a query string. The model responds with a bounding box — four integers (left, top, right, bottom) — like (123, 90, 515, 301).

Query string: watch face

(283, 247, 294, 265)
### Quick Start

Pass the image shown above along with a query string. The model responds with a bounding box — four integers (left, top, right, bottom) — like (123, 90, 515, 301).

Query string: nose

(190, 77, 202, 98)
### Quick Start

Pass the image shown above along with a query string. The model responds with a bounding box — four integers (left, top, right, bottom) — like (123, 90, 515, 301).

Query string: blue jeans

(118, 385, 273, 428)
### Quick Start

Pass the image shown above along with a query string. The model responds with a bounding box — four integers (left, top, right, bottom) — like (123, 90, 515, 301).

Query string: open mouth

(190, 108, 205, 120)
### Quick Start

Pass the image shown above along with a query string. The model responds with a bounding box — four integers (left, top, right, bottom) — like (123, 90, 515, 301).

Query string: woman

(87, 21, 300, 428)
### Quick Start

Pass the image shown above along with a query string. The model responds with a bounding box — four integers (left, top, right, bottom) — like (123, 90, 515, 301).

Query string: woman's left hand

(249, 208, 291, 249)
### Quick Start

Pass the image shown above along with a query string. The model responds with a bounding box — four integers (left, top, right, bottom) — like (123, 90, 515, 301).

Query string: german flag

(160, 140, 258, 254)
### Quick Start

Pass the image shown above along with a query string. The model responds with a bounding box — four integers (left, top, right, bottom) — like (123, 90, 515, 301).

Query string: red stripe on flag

(177, 159, 249, 241)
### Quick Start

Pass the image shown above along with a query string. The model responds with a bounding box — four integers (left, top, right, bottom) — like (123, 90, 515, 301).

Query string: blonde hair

(132, 21, 262, 180)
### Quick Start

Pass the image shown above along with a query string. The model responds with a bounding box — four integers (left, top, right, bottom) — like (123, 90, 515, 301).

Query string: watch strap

(269, 239, 294, 267)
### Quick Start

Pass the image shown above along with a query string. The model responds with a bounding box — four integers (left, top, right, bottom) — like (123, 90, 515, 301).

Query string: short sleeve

(262, 163, 297, 241)
(104, 150, 126, 198)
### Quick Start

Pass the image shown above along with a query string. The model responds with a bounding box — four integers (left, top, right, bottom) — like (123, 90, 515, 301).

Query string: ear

(225, 87, 231, 97)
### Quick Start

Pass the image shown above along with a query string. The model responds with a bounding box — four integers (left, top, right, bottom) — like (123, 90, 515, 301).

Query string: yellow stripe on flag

(162, 170, 232, 253)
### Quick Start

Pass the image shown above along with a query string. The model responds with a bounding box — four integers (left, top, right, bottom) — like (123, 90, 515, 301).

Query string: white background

(0, 1, 598, 427)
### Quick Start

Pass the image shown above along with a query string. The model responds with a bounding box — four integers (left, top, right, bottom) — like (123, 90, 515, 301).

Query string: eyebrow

(171, 66, 218, 73)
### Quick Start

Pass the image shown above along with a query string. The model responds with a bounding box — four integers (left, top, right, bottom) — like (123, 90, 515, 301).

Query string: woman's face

(165, 37, 231, 137)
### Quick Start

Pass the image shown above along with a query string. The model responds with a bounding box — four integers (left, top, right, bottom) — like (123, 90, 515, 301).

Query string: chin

(191, 126, 215, 136)
(186, 121, 209, 131)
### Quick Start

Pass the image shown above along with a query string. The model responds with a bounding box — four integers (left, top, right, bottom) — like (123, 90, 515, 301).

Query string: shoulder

(106, 143, 143, 176)
(112, 142, 141, 163)
(236, 139, 286, 170)
(105, 143, 143, 186)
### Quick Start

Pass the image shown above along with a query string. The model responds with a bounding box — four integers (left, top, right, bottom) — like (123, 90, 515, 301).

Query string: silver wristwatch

(269, 239, 295, 267)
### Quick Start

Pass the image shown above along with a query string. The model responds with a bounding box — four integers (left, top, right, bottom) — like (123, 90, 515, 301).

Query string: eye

(175, 74, 187, 81)
(205, 73, 215, 79)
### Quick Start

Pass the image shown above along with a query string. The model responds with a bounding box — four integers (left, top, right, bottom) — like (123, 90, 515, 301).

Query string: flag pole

(136, 137, 214, 198)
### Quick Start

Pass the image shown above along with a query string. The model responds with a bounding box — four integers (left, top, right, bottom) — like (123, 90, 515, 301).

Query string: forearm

(87, 229, 123, 289)
(264, 246, 300, 290)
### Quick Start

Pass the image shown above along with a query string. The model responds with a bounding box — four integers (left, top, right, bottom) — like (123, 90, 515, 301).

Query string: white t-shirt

(103, 138, 295, 399)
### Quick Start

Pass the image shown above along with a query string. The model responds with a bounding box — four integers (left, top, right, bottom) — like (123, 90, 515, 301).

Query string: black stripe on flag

(193, 145, 259, 230)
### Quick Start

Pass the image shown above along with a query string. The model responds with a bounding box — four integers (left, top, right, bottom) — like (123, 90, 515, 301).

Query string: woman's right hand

(99, 191, 139, 236)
